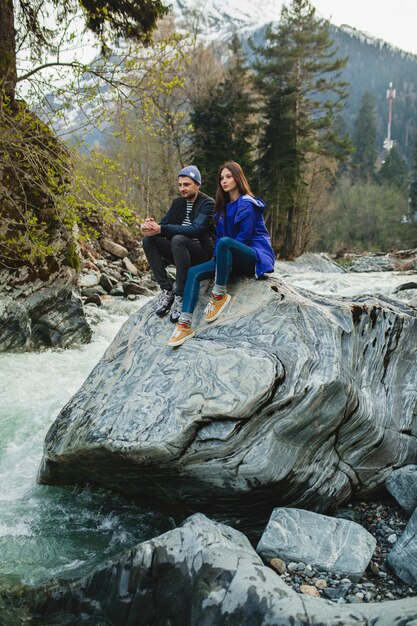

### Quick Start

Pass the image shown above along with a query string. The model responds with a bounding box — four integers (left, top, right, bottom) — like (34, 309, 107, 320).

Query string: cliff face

(0, 266, 91, 351)
(0, 102, 92, 351)
(38, 274, 417, 517)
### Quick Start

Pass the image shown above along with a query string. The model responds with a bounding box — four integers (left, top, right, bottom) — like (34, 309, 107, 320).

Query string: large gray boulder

(38, 275, 417, 515)
(30, 514, 417, 625)
(0, 267, 91, 351)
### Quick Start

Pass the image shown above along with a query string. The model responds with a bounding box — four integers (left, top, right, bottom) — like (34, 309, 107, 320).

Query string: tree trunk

(282, 203, 295, 259)
(0, 0, 17, 103)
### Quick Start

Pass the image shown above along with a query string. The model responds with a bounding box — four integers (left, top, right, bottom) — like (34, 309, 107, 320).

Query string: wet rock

(349, 254, 395, 272)
(315, 579, 327, 590)
(99, 273, 117, 293)
(0, 269, 91, 352)
(394, 282, 417, 293)
(81, 285, 108, 298)
(323, 584, 351, 600)
(122, 281, 154, 297)
(79, 272, 100, 288)
(84, 294, 102, 307)
(109, 286, 125, 297)
(334, 506, 361, 523)
(270, 557, 286, 574)
(256, 508, 376, 582)
(300, 584, 320, 597)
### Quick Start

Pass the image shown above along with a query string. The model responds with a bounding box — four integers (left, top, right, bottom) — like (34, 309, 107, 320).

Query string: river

(0, 297, 174, 587)
(0, 264, 415, 588)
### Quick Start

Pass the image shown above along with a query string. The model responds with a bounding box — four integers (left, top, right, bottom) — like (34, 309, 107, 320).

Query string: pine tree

(252, 0, 349, 258)
(190, 36, 256, 196)
(351, 91, 378, 181)
(409, 134, 417, 222)
(378, 146, 409, 191)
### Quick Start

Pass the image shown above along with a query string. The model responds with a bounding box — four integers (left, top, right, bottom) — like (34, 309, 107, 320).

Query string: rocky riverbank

(274, 497, 416, 604)
(0, 236, 155, 352)
(26, 506, 417, 625)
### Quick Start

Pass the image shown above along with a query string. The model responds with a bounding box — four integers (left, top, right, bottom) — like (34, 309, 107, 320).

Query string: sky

(311, 0, 417, 55)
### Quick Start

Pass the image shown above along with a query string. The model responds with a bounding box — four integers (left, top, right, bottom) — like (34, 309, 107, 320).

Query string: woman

(167, 161, 275, 347)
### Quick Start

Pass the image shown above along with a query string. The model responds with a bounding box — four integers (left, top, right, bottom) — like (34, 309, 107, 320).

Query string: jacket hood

(241, 194, 266, 211)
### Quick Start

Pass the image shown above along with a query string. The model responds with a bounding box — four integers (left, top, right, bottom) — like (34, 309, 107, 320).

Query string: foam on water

(0, 295, 173, 586)
(278, 268, 416, 299)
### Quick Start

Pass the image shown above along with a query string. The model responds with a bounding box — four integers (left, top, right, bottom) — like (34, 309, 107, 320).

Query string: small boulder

(386, 465, 417, 514)
(101, 239, 129, 259)
(99, 273, 118, 293)
(122, 256, 139, 276)
(256, 507, 376, 582)
(79, 272, 100, 288)
(388, 507, 417, 584)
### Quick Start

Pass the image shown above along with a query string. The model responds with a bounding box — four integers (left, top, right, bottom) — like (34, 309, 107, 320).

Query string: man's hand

(141, 218, 161, 236)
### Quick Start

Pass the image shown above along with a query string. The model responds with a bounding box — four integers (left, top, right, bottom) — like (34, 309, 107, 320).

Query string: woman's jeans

(182, 237, 256, 315)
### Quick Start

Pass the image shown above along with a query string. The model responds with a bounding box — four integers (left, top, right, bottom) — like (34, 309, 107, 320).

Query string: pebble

(300, 584, 320, 597)
(315, 579, 327, 590)
(270, 558, 286, 575)
(323, 587, 347, 601)
(347, 595, 363, 604)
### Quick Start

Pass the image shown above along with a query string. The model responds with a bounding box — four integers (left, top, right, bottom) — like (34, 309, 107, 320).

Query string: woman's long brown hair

(214, 161, 254, 216)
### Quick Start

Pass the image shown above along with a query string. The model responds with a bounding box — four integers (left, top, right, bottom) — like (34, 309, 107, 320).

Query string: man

(141, 165, 215, 322)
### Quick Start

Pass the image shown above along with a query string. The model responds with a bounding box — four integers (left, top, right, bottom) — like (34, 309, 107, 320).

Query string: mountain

(169, 0, 417, 161)
(169, 0, 283, 40)
(46, 0, 417, 161)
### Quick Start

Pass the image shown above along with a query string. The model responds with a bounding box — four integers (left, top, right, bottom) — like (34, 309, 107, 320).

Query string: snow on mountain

(168, 0, 282, 39)
(338, 24, 417, 60)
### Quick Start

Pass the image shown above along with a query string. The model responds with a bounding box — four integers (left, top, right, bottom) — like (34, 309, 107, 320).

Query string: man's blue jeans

(182, 237, 256, 315)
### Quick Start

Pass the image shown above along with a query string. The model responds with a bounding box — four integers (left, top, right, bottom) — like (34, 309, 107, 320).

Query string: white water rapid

(0, 297, 173, 587)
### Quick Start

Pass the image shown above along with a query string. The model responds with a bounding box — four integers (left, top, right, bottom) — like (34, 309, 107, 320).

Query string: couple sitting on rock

(141, 161, 275, 347)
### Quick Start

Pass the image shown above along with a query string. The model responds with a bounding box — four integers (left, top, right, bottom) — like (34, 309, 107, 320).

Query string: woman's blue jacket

(214, 194, 275, 277)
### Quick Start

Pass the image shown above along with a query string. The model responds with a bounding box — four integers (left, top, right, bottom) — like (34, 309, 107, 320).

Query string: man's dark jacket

(159, 192, 215, 254)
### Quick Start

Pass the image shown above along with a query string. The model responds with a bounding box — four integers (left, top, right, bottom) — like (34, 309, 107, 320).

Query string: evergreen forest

(1, 0, 417, 273)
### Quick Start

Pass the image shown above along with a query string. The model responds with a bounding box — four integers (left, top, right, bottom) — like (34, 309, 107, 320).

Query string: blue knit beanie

(178, 165, 201, 186)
